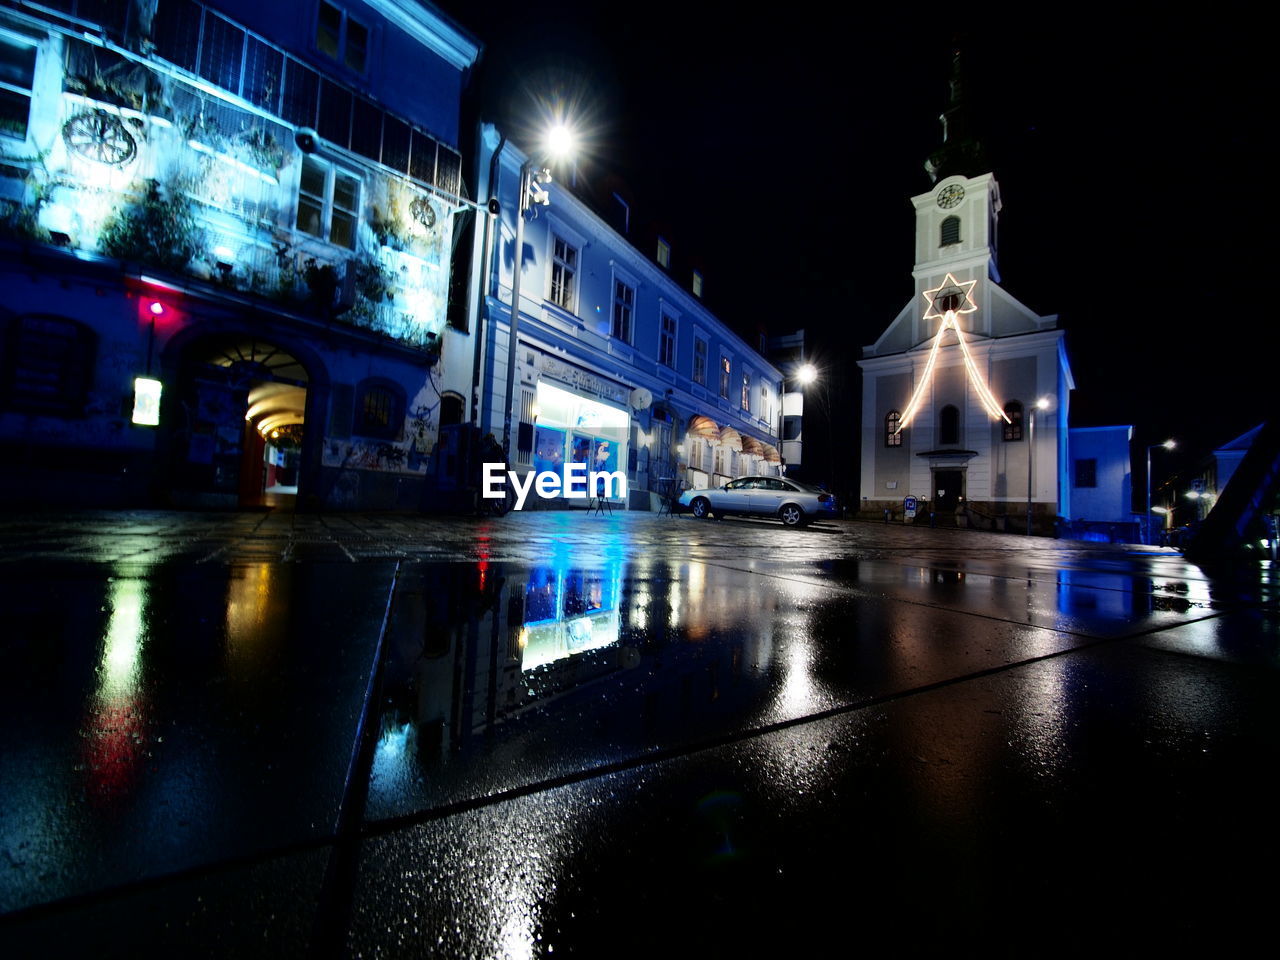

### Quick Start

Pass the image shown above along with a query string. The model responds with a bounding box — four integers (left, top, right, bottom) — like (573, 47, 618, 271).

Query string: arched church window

(885, 410, 902, 447)
(940, 405, 960, 445)
(940, 215, 961, 246)
(1003, 401, 1024, 441)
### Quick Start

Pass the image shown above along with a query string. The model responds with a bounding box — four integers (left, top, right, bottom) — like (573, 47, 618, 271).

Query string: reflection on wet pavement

(0, 561, 396, 914)
(366, 545, 1230, 820)
(1, 511, 1275, 955)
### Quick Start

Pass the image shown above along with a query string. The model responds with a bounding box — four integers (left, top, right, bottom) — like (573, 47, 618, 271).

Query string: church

(858, 54, 1132, 536)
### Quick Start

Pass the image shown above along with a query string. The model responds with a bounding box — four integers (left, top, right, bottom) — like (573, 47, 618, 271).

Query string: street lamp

(1145, 439, 1176, 545)
(501, 126, 576, 463)
(1027, 396, 1050, 536)
(797, 362, 817, 386)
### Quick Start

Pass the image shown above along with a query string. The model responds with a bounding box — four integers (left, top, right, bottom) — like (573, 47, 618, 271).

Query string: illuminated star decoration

(896, 273, 1010, 432)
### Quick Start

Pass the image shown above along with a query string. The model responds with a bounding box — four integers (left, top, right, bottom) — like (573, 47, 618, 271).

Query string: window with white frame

(317, 1, 370, 73)
(659, 312, 676, 367)
(0, 32, 37, 141)
(693, 337, 708, 386)
(550, 234, 578, 312)
(740, 371, 750, 411)
(759, 384, 770, 424)
(296, 155, 359, 249)
(612, 279, 634, 342)
(719, 355, 731, 399)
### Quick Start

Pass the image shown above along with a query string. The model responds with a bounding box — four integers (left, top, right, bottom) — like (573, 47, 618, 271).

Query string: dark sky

(434, 2, 1272, 480)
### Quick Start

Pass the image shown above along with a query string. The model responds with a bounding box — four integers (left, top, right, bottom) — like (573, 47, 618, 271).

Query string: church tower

(857, 51, 1075, 531)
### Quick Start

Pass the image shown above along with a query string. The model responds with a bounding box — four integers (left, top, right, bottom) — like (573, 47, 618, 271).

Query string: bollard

(884, 508, 890, 524)
(930, 511, 936, 528)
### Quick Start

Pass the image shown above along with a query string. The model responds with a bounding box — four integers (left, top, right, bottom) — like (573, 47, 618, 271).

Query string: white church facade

(858, 57, 1129, 535)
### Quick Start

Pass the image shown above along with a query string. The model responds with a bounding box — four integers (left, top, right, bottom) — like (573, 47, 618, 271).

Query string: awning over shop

(688, 415, 720, 439)
(741, 435, 764, 456)
(718, 426, 743, 451)
(763, 443, 782, 463)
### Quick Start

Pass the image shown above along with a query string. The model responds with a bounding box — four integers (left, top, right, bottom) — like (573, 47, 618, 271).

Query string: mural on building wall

(0, 25, 456, 349)
(321, 366, 444, 475)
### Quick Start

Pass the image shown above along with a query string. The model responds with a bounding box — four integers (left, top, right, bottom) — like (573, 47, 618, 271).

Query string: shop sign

(536, 354, 628, 406)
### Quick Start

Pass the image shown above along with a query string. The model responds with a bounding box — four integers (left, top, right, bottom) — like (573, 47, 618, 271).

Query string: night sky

(434, 2, 1271, 487)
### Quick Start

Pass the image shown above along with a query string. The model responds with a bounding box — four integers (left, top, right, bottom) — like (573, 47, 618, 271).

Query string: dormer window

(692, 271, 703, 298)
(317, 2, 369, 74)
(656, 237, 670, 268)
(940, 215, 961, 246)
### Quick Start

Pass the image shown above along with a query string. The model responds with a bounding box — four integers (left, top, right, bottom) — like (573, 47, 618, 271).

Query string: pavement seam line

(359, 607, 1231, 838)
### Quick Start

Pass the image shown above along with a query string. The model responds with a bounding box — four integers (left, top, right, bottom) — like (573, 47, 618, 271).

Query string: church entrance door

(934, 469, 965, 512)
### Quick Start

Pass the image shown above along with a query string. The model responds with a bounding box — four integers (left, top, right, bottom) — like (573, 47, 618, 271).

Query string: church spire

(925, 48, 988, 183)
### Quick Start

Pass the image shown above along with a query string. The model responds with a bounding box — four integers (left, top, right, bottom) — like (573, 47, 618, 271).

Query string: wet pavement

(1, 509, 1277, 957)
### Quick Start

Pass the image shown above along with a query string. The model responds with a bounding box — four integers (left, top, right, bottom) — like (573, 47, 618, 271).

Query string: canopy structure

(688, 415, 720, 439)
(718, 427, 743, 452)
(741, 435, 764, 456)
(763, 443, 782, 464)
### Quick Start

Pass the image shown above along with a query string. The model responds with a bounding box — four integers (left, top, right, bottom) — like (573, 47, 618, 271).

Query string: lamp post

(1145, 439, 1176, 545)
(501, 124, 576, 464)
(1026, 396, 1050, 536)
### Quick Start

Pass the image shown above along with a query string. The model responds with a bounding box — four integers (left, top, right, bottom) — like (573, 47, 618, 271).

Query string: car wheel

(780, 504, 805, 527)
(691, 497, 711, 519)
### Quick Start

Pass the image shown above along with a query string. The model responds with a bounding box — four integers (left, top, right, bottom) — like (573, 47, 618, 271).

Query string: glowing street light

(1026, 396, 1051, 536)
(501, 122, 578, 462)
(797, 362, 818, 386)
(1146, 438, 1176, 545)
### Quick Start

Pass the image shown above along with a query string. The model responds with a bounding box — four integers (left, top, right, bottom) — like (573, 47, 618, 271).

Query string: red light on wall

(148, 300, 165, 316)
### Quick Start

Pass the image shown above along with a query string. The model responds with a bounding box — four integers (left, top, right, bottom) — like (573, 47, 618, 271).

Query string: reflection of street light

(1025, 397, 1051, 536)
(1146, 439, 1176, 545)
(501, 125, 577, 463)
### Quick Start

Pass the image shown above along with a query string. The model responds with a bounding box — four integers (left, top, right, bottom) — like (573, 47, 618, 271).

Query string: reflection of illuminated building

(521, 564, 621, 671)
(83, 576, 149, 802)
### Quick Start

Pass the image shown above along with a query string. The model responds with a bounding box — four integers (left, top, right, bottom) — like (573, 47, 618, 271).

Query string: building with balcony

(0, 0, 479, 508)
(449, 124, 784, 511)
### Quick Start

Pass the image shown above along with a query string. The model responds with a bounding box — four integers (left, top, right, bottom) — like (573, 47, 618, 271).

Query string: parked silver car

(678, 476, 838, 527)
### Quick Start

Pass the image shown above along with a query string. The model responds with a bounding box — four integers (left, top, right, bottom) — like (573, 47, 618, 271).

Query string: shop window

(1075, 458, 1097, 488)
(1003, 401, 1024, 441)
(0, 32, 37, 141)
(354, 378, 403, 439)
(297, 155, 360, 249)
(940, 404, 960, 445)
(317, 1, 369, 73)
(1, 314, 96, 416)
(612, 279, 633, 342)
(550, 234, 578, 312)
(940, 215, 960, 246)
(885, 410, 902, 447)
